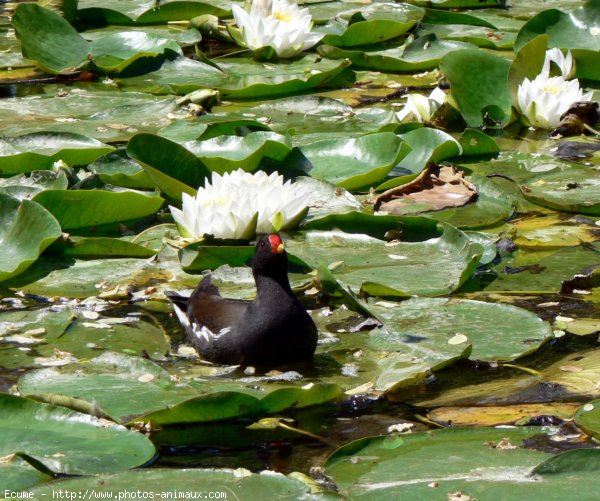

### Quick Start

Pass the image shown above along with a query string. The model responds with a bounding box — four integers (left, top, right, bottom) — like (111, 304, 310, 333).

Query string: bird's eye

(260, 241, 266, 247)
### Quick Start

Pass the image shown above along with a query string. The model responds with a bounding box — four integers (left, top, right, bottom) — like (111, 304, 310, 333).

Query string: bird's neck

(254, 272, 293, 297)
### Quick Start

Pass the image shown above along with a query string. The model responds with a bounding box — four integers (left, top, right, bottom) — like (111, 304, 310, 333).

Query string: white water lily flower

(396, 87, 446, 123)
(232, 0, 323, 58)
(169, 169, 308, 240)
(517, 73, 593, 129)
(542, 48, 574, 79)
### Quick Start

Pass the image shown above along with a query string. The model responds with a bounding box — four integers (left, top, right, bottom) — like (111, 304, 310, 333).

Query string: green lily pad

(137, 382, 342, 425)
(18, 352, 193, 422)
(27, 468, 315, 499)
(520, 165, 600, 216)
(318, 34, 476, 73)
(0, 307, 75, 369)
(183, 132, 292, 174)
(13, 5, 185, 75)
(32, 189, 164, 231)
(0, 132, 114, 175)
(318, 3, 424, 47)
(83, 24, 203, 46)
(19, 352, 343, 425)
(304, 211, 440, 241)
(440, 49, 512, 127)
(370, 297, 552, 373)
(398, 127, 462, 173)
(422, 8, 498, 28)
(12, 4, 89, 74)
(574, 400, 600, 440)
(1, 245, 199, 298)
(508, 35, 548, 109)
(127, 133, 210, 200)
(410, 0, 506, 7)
(78, 0, 230, 25)
(515, 1, 600, 52)
(332, 294, 552, 393)
(419, 22, 516, 50)
(0, 194, 62, 282)
(0, 170, 68, 201)
(195, 96, 394, 141)
(117, 54, 354, 99)
(49, 236, 159, 258)
(419, 347, 600, 407)
(325, 427, 600, 499)
(90, 31, 182, 74)
(0, 455, 53, 492)
(477, 244, 600, 294)
(0, 89, 178, 142)
(0, 393, 155, 475)
(298, 132, 411, 191)
(0, 307, 169, 369)
(286, 224, 482, 297)
(89, 149, 155, 189)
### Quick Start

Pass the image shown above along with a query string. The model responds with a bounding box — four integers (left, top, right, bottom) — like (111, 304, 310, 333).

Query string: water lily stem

(499, 363, 542, 376)
(582, 123, 600, 136)
(277, 421, 335, 446)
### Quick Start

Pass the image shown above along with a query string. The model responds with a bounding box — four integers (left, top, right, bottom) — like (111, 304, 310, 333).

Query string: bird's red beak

(268, 234, 285, 254)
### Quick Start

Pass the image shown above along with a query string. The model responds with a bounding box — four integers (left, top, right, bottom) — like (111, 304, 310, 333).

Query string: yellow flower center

(541, 84, 561, 94)
(203, 195, 231, 208)
(273, 11, 292, 22)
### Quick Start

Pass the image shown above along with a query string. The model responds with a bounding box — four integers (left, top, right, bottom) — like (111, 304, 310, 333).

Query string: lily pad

(18, 352, 194, 422)
(520, 165, 600, 216)
(428, 403, 579, 427)
(318, 3, 424, 47)
(0, 89, 178, 142)
(419, 22, 516, 50)
(0, 307, 75, 369)
(574, 400, 600, 440)
(298, 132, 411, 191)
(19, 352, 343, 425)
(127, 133, 210, 201)
(0, 455, 52, 492)
(0, 132, 114, 175)
(515, 2, 600, 52)
(286, 224, 482, 297)
(0, 393, 155, 475)
(12, 4, 89, 74)
(325, 427, 600, 499)
(0, 170, 69, 200)
(370, 298, 553, 366)
(32, 189, 164, 231)
(0, 194, 62, 282)
(90, 31, 182, 74)
(27, 468, 315, 499)
(397, 127, 462, 174)
(440, 49, 512, 127)
(89, 149, 155, 189)
(194, 96, 395, 141)
(13, 5, 184, 75)
(183, 131, 292, 174)
(49, 236, 159, 258)
(117, 55, 354, 99)
(318, 34, 475, 73)
(78, 0, 230, 25)
(419, 347, 600, 407)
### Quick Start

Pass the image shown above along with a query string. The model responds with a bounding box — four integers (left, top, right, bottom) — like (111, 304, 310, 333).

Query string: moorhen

(166, 234, 318, 366)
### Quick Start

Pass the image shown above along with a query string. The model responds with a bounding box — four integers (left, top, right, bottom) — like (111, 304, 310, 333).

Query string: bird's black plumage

(166, 234, 318, 366)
